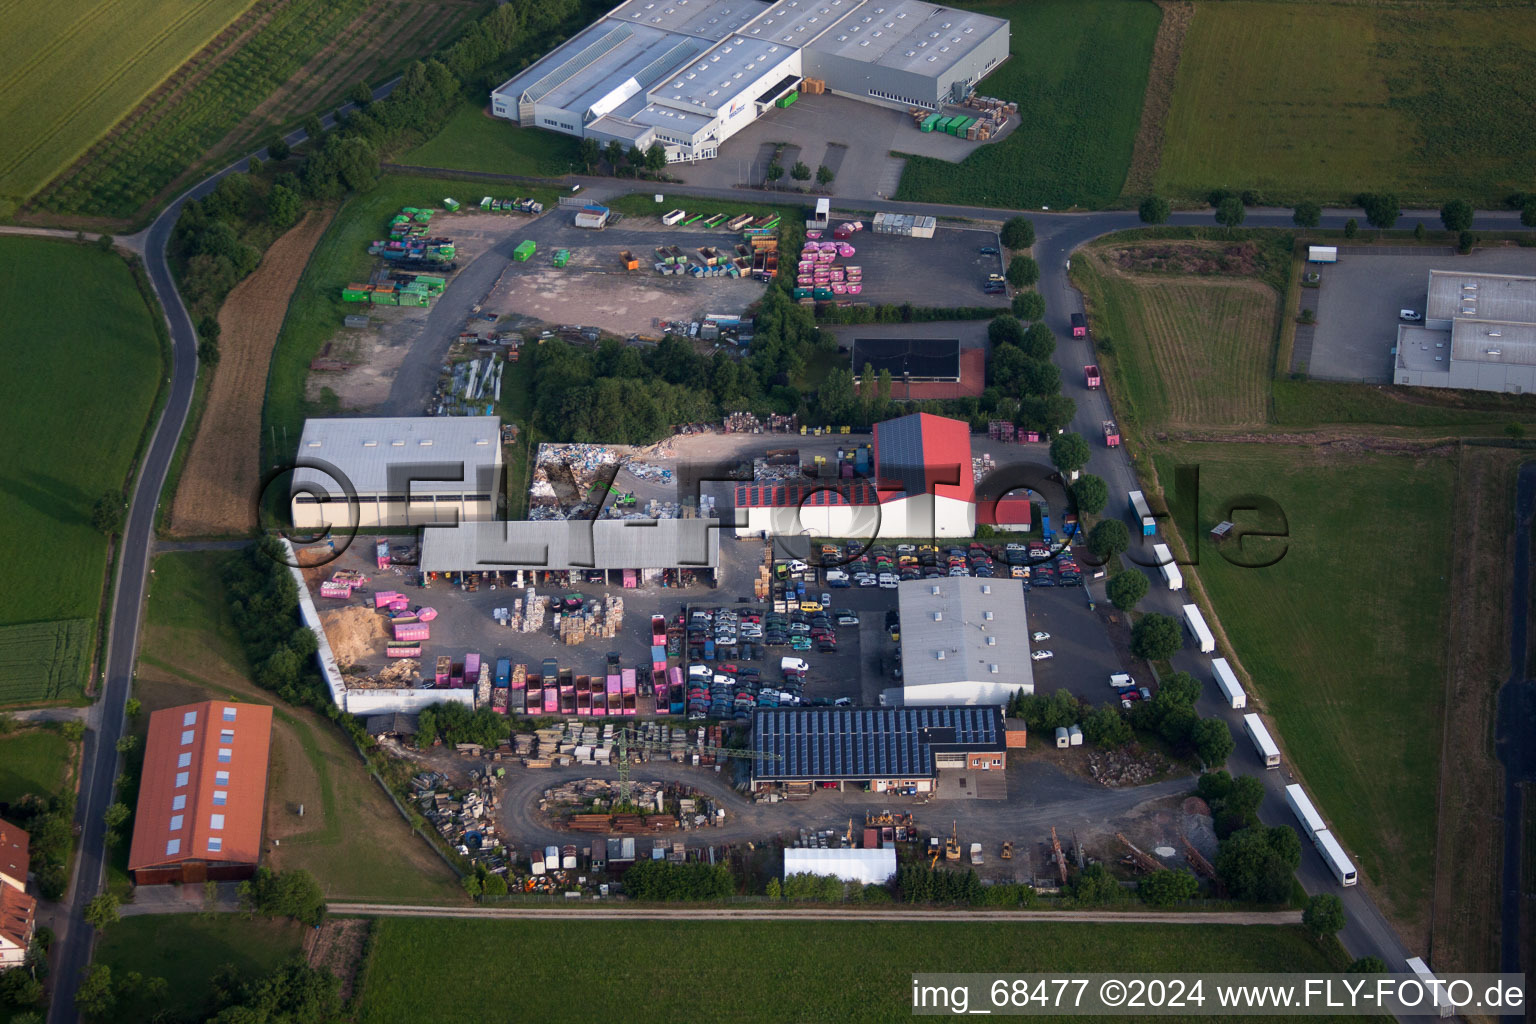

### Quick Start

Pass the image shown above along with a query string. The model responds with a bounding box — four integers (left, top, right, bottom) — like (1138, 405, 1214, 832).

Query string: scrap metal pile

(413, 769, 508, 874)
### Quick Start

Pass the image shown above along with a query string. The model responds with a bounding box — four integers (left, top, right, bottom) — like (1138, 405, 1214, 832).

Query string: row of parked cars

(682, 658, 847, 719)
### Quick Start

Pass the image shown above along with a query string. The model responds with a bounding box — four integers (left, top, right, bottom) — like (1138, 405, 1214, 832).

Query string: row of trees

(767, 872, 892, 903)
(622, 858, 735, 901)
(224, 537, 325, 708)
(1138, 189, 1536, 232)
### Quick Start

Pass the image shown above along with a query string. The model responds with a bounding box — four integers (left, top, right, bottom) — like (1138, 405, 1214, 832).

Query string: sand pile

(323, 606, 388, 665)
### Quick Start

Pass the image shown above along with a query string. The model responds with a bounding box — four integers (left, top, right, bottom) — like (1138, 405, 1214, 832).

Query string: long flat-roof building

(1395, 271, 1536, 393)
(492, 0, 1009, 162)
(291, 416, 503, 530)
(128, 701, 272, 885)
(889, 577, 1033, 706)
(751, 704, 1006, 794)
(419, 518, 720, 581)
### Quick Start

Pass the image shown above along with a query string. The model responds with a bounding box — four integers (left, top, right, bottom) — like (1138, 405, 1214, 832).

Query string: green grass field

(0, 0, 255, 212)
(0, 238, 165, 703)
(263, 175, 562, 468)
(0, 728, 73, 807)
(355, 918, 1345, 1022)
(93, 916, 304, 1021)
(1152, 443, 1453, 926)
(894, 0, 1159, 209)
(136, 551, 465, 903)
(1156, 3, 1536, 204)
(1273, 380, 1536, 432)
(400, 99, 581, 177)
(1075, 250, 1278, 431)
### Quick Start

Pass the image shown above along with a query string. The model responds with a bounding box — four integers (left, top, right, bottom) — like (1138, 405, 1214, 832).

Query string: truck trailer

(1083, 364, 1101, 389)
(1242, 713, 1280, 769)
(1152, 543, 1182, 590)
(1103, 420, 1120, 447)
(1128, 490, 1155, 535)
(1070, 313, 1087, 337)
(1210, 657, 1247, 709)
(1181, 603, 1216, 654)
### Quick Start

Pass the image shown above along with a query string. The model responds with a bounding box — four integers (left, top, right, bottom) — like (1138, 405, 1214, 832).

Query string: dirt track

(167, 207, 334, 536)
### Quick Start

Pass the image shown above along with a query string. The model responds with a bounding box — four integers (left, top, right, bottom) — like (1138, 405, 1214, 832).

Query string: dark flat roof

(852, 337, 961, 381)
(751, 705, 1005, 781)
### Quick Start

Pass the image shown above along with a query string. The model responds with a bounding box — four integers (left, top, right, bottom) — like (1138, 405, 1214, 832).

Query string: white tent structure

(783, 848, 897, 884)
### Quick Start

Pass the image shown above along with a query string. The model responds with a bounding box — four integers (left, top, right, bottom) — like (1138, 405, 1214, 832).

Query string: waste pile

(342, 659, 421, 689)
(413, 769, 508, 874)
(557, 594, 624, 644)
(972, 453, 995, 485)
(723, 411, 797, 433)
(504, 588, 551, 632)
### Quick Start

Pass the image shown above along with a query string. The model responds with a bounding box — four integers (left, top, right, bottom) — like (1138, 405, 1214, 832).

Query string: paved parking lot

(1304, 246, 1536, 380)
(812, 225, 1009, 308)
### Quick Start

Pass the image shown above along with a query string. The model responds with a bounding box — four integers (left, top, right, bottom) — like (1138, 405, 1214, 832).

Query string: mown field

(895, 0, 1159, 209)
(0, 0, 255, 213)
(1151, 442, 1454, 929)
(400, 99, 581, 177)
(355, 918, 1347, 1023)
(0, 238, 165, 704)
(136, 551, 465, 903)
(1155, 2, 1536, 204)
(0, 728, 74, 808)
(33, 0, 487, 221)
(1074, 247, 1278, 430)
(93, 916, 304, 1022)
(263, 174, 563, 468)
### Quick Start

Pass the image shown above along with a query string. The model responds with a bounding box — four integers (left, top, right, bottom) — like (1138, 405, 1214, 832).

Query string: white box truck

(1211, 657, 1247, 709)
(1242, 713, 1280, 768)
(1182, 603, 1215, 653)
(1152, 543, 1183, 590)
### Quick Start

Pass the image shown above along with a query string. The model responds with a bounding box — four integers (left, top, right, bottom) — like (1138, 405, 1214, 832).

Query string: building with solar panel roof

(749, 704, 1006, 794)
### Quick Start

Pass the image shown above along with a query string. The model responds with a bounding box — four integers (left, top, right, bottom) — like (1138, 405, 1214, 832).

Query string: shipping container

(1211, 657, 1247, 709)
(662, 209, 687, 225)
(1307, 246, 1339, 264)
(386, 642, 421, 658)
(919, 112, 940, 132)
(1128, 490, 1156, 535)
(1152, 542, 1183, 590)
(494, 658, 511, 687)
(393, 621, 430, 642)
(1102, 419, 1120, 447)
(776, 90, 798, 108)
(1071, 313, 1087, 337)
(512, 240, 536, 261)
(1083, 364, 1101, 388)
(1182, 603, 1216, 654)
(1242, 713, 1280, 768)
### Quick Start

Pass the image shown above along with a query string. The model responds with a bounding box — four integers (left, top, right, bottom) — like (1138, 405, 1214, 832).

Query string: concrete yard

(801, 223, 1009, 308)
(1303, 245, 1536, 381)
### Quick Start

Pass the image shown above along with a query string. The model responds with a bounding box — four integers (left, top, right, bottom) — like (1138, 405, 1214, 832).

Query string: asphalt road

(27, 119, 1535, 1019)
(329, 902, 1303, 924)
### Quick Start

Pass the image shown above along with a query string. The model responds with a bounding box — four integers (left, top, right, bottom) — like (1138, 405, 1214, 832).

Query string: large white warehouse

(886, 577, 1034, 706)
(491, 0, 1009, 162)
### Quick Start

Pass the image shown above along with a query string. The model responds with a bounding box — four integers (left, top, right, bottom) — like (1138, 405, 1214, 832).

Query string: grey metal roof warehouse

(419, 518, 721, 571)
(490, 0, 1009, 162)
(896, 578, 1034, 700)
(1396, 270, 1536, 394)
(751, 705, 1005, 781)
(291, 416, 502, 496)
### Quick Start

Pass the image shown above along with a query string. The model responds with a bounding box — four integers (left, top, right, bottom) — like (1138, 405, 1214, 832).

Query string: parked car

(979, 246, 999, 255)
(1031, 650, 1054, 661)
(1399, 309, 1423, 322)
(1031, 631, 1050, 641)
(834, 696, 853, 706)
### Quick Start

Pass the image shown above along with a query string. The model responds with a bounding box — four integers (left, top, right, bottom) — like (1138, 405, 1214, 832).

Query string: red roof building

(128, 700, 273, 885)
(975, 494, 1033, 528)
(0, 819, 33, 968)
(873, 412, 975, 504)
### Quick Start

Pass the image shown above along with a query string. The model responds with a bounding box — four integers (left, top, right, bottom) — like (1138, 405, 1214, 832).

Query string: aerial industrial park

(1, 0, 1534, 1020)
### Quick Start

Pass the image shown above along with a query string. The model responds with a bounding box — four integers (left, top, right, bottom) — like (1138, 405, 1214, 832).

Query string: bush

(1292, 201, 1321, 228)
(1347, 956, 1387, 974)
(1138, 196, 1170, 225)
(790, 160, 811, 181)
(1130, 613, 1181, 661)
(1000, 216, 1036, 249)
(1138, 868, 1198, 906)
(1007, 254, 1039, 288)
(1011, 291, 1045, 321)
(816, 164, 834, 185)
(236, 867, 326, 925)
(266, 135, 291, 162)
(1458, 230, 1476, 255)
(1214, 196, 1246, 228)
(1106, 570, 1148, 610)
(1343, 218, 1359, 238)
(1215, 826, 1295, 903)
(91, 492, 123, 535)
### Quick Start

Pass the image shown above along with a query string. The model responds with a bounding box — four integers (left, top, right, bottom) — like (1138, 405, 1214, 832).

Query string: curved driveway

(27, 128, 1534, 1020)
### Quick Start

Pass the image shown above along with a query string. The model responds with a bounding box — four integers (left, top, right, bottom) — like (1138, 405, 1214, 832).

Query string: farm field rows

(399, 99, 582, 178)
(0, 237, 165, 704)
(0, 0, 254, 212)
(1155, 2, 1536, 204)
(354, 918, 1347, 1022)
(1074, 244, 1278, 430)
(34, 0, 486, 221)
(93, 916, 304, 1022)
(1151, 442, 1454, 934)
(895, 0, 1160, 209)
(136, 552, 465, 903)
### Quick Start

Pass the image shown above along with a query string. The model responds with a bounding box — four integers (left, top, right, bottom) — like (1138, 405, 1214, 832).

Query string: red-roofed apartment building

(0, 819, 36, 967)
(128, 700, 273, 885)
(734, 413, 977, 539)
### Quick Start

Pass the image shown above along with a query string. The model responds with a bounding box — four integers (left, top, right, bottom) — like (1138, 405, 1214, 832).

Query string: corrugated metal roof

(897, 579, 1033, 694)
(733, 481, 880, 507)
(783, 847, 896, 883)
(419, 518, 721, 572)
(292, 416, 502, 497)
(873, 412, 974, 503)
(128, 701, 272, 872)
(752, 704, 1004, 780)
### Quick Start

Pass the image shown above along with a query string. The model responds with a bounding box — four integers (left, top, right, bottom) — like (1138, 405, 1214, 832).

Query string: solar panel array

(752, 705, 1002, 779)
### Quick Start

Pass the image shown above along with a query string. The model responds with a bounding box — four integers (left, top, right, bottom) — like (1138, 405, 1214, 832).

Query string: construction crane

(612, 725, 780, 806)
(1116, 833, 1162, 874)
(944, 820, 961, 861)
(1050, 827, 1068, 886)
